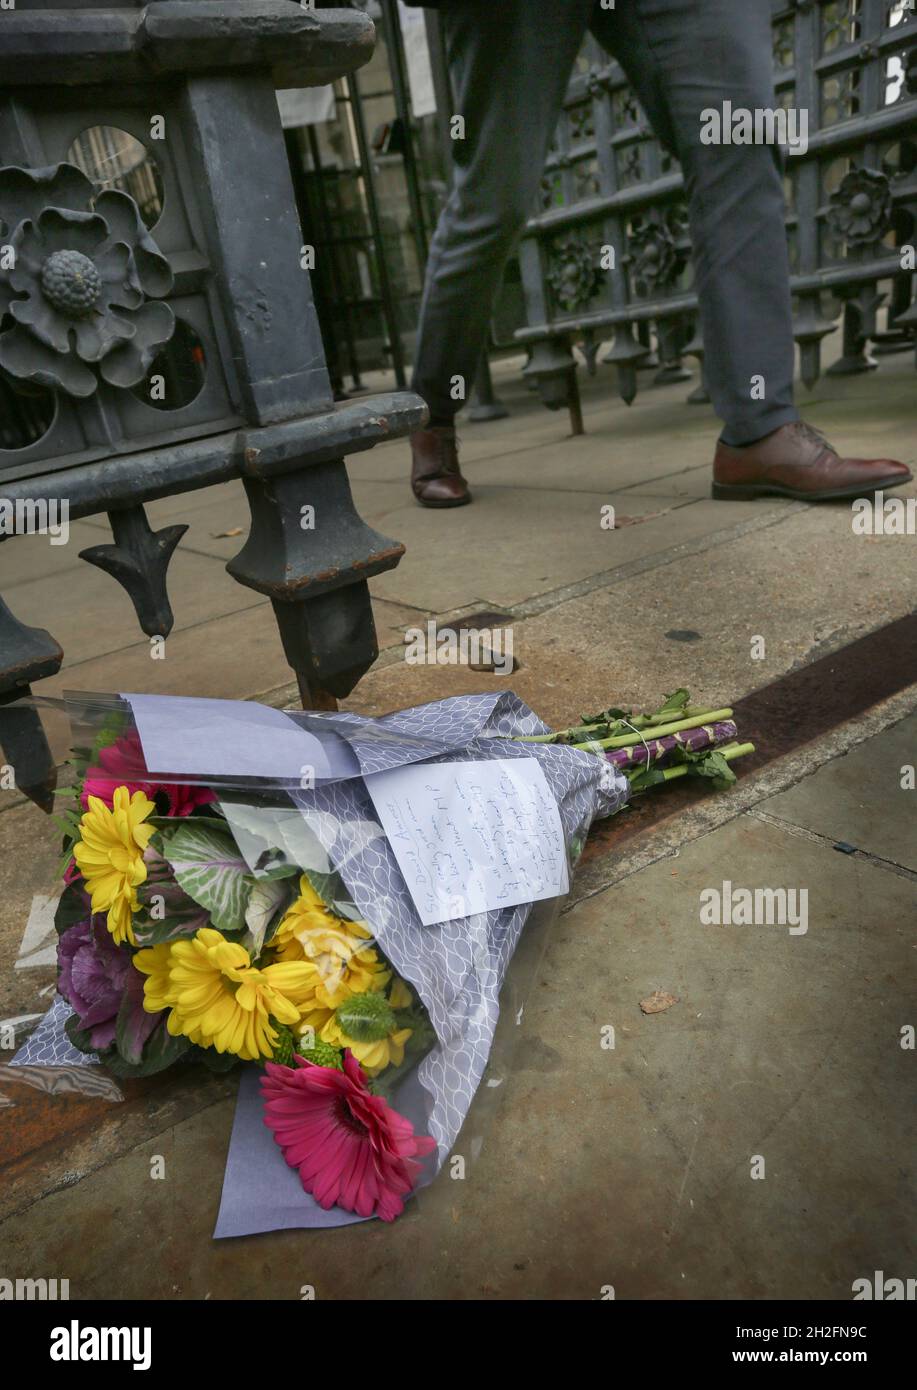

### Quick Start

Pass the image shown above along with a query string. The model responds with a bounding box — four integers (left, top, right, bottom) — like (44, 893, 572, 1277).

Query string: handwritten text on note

(364, 758, 568, 926)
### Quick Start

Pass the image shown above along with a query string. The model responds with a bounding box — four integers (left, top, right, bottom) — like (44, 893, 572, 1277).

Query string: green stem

(574, 709, 734, 751)
(650, 741, 755, 783)
(513, 707, 726, 745)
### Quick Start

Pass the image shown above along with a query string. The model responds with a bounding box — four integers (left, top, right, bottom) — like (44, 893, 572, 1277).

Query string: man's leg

(410, 0, 593, 505)
(591, 0, 796, 445)
(590, 0, 910, 498)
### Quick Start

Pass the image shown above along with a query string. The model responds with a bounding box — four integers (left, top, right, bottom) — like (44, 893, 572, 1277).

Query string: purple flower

(58, 917, 137, 1051)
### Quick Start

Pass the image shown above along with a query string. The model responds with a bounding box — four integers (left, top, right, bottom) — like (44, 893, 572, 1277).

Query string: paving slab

(760, 711, 917, 872)
(0, 523, 106, 588)
(6, 547, 261, 670)
(354, 487, 787, 613)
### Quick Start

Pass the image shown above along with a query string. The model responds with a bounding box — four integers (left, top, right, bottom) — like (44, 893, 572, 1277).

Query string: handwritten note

(364, 758, 569, 926)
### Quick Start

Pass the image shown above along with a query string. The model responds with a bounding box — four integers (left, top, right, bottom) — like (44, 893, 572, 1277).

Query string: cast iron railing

(0, 0, 426, 808)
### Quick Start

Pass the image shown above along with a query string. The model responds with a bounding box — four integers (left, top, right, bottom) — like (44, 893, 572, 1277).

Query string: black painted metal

(517, 0, 917, 425)
(0, 0, 425, 806)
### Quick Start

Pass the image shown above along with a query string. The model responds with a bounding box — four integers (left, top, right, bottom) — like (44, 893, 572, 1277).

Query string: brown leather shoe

(410, 425, 471, 508)
(712, 421, 912, 501)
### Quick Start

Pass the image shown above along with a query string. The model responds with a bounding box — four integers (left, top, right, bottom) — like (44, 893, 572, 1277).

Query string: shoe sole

(414, 493, 472, 509)
(712, 471, 913, 502)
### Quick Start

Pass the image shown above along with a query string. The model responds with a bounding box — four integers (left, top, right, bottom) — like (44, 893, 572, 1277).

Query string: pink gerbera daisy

(81, 728, 215, 817)
(261, 1051, 437, 1222)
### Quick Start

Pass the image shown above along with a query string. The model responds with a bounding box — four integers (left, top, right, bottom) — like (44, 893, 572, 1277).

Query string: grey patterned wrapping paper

(12, 691, 630, 1230)
(287, 691, 629, 1165)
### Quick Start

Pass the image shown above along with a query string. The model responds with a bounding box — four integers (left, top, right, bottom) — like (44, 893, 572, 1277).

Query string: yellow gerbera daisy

(133, 942, 175, 1013)
(164, 927, 317, 1061)
(73, 786, 156, 946)
(271, 875, 390, 1009)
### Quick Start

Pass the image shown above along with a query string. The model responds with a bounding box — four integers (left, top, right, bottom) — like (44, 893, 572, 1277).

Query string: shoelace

(792, 420, 837, 456)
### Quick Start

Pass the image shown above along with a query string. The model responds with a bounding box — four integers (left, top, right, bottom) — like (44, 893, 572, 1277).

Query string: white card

(364, 758, 569, 926)
(124, 694, 359, 783)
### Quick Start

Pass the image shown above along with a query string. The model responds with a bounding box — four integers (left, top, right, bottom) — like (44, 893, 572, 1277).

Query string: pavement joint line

(353, 471, 712, 498)
(565, 683, 917, 910)
(745, 807, 917, 882)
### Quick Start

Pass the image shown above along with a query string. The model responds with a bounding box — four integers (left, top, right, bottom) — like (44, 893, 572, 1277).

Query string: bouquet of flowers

(17, 685, 752, 1232)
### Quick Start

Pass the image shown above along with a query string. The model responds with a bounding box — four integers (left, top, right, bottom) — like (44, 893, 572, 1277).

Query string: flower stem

(648, 741, 755, 782)
(574, 709, 734, 750)
(511, 706, 727, 744)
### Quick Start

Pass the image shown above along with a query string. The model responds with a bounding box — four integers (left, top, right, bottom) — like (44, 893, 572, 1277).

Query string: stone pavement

(1, 349, 915, 1298)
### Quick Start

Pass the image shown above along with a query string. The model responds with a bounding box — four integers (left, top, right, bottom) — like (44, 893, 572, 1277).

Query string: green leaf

(648, 688, 691, 723)
(50, 808, 82, 842)
(102, 1021, 191, 1078)
(580, 706, 629, 727)
(132, 915, 201, 946)
(161, 822, 252, 934)
(302, 868, 343, 903)
(244, 876, 291, 958)
(252, 857, 302, 882)
(54, 881, 90, 937)
(64, 1012, 100, 1055)
(193, 1045, 241, 1074)
(687, 749, 737, 790)
(627, 765, 667, 792)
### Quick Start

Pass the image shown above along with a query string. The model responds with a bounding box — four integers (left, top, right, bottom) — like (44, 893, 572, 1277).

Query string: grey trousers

(411, 0, 800, 445)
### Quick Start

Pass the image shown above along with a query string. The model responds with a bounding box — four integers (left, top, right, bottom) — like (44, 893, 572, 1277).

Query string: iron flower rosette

(0, 163, 174, 398)
(628, 217, 683, 296)
(826, 167, 893, 249)
(545, 234, 603, 314)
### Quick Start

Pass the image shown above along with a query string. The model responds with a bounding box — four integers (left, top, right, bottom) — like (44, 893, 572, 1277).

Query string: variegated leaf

(161, 822, 251, 934)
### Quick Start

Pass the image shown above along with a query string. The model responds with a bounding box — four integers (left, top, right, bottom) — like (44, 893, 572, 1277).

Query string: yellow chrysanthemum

(133, 942, 175, 1013)
(319, 1015, 413, 1078)
(161, 927, 317, 1061)
(271, 875, 390, 1009)
(388, 978, 413, 1011)
(313, 981, 415, 1078)
(73, 786, 155, 946)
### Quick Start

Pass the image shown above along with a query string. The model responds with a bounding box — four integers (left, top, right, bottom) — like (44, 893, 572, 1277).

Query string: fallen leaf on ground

(639, 989, 679, 1015)
(211, 527, 244, 538)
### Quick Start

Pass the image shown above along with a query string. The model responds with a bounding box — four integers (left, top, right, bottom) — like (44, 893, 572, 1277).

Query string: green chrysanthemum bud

(297, 1039, 344, 1070)
(335, 991, 396, 1042)
(271, 1022, 296, 1068)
